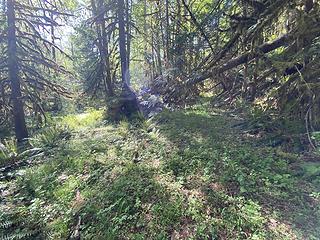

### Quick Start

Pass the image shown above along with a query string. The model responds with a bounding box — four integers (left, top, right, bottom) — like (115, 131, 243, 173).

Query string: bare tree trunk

(118, 0, 129, 88)
(7, 0, 28, 143)
(115, 0, 140, 118)
(155, 1, 163, 76)
(165, 0, 170, 63)
(151, 31, 156, 80)
(91, 0, 114, 96)
(175, 0, 184, 74)
(126, 0, 132, 74)
(143, 0, 149, 82)
(99, 0, 114, 96)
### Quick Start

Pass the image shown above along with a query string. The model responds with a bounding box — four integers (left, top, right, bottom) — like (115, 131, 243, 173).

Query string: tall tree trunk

(116, 0, 140, 118)
(175, 0, 184, 74)
(118, 0, 129, 88)
(91, 0, 114, 96)
(165, 0, 170, 64)
(98, 0, 114, 96)
(151, 30, 156, 80)
(126, 0, 132, 74)
(143, 0, 149, 82)
(7, 0, 28, 142)
(155, 1, 163, 76)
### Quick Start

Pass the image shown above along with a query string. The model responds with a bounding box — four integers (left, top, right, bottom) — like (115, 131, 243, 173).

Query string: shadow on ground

(155, 109, 320, 239)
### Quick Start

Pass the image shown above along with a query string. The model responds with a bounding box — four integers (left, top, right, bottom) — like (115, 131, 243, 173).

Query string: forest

(0, 0, 320, 239)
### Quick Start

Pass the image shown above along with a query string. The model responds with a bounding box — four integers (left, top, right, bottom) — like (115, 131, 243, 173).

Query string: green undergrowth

(1, 107, 319, 239)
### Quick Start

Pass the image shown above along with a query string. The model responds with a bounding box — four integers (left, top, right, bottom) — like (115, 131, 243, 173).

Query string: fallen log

(187, 34, 293, 86)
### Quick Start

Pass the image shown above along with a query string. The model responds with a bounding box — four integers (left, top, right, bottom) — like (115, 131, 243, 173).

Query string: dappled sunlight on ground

(1, 108, 319, 239)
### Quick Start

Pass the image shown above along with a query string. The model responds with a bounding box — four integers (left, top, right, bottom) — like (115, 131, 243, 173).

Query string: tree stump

(107, 87, 141, 121)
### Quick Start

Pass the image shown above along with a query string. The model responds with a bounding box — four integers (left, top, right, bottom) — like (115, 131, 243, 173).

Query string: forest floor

(1, 105, 320, 239)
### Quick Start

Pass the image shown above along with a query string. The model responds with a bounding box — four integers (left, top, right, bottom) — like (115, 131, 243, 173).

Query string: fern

(0, 139, 18, 165)
(0, 213, 38, 240)
(30, 124, 71, 149)
(0, 230, 34, 240)
(0, 218, 39, 240)
(0, 221, 13, 229)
